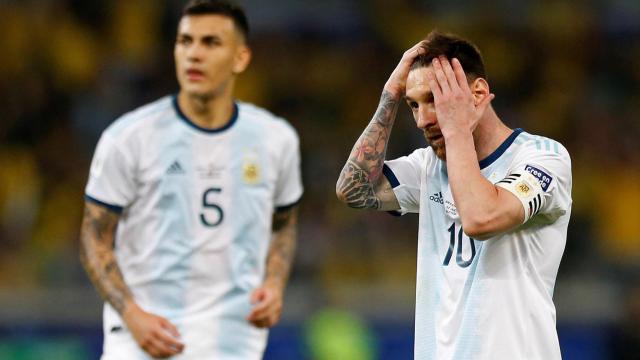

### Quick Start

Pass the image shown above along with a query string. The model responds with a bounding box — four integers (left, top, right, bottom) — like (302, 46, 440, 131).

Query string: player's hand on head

(384, 41, 427, 98)
(247, 284, 284, 328)
(122, 302, 185, 358)
(426, 56, 494, 136)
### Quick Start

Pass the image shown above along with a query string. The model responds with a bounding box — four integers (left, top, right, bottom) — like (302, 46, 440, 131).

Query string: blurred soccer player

(336, 31, 571, 359)
(79, 1, 303, 358)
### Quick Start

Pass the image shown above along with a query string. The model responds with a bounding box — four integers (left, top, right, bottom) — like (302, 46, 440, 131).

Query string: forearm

(79, 203, 133, 314)
(444, 130, 502, 235)
(336, 90, 401, 209)
(264, 209, 298, 291)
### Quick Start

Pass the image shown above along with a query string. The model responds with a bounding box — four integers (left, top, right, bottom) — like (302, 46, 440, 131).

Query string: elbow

(335, 185, 347, 204)
(78, 236, 90, 268)
(335, 187, 366, 209)
(460, 215, 496, 240)
(335, 188, 357, 208)
(335, 178, 351, 206)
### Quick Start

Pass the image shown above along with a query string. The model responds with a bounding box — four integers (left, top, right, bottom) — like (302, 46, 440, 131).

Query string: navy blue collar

(478, 128, 523, 169)
(172, 95, 238, 134)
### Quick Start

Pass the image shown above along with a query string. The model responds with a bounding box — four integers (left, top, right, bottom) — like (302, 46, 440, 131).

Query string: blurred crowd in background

(0, 0, 639, 359)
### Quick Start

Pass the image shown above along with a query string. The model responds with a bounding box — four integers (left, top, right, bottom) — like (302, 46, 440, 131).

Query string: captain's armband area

(495, 170, 547, 223)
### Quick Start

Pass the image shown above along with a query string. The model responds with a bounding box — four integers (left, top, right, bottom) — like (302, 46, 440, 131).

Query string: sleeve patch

(525, 165, 552, 192)
(496, 171, 545, 223)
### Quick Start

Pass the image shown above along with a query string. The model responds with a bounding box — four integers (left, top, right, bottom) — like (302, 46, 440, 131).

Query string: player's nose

(186, 44, 205, 62)
(416, 106, 436, 129)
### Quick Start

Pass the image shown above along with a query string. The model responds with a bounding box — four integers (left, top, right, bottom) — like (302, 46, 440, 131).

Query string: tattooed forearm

(265, 207, 298, 290)
(79, 201, 132, 314)
(336, 90, 400, 209)
(336, 161, 381, 209)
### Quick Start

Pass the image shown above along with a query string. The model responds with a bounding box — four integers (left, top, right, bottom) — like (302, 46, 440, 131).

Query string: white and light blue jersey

(85, 95, 303, 359)
(384, 129, 572, 360)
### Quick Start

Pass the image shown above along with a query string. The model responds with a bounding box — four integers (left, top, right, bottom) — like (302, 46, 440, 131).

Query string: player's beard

(424, 132, 447, 161)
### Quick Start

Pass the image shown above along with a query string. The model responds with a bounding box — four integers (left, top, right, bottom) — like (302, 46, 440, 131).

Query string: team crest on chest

(242, 152, 261, 184)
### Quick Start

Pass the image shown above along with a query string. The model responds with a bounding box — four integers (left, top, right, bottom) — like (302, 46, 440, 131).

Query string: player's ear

(233, 44, 252, 75)
(471, 78, 490, 106)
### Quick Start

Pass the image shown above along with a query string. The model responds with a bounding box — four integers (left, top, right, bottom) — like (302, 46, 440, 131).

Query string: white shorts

(101, 312, 268, 359)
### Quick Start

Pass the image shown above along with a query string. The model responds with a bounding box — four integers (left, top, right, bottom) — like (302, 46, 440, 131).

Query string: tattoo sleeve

(79, 201, 132, 314)
(264, 207, 298, 291)
(336, 90, 400, 209)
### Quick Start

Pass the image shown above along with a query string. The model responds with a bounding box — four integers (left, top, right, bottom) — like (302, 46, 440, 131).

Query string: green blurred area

(0, 339, 88, 360)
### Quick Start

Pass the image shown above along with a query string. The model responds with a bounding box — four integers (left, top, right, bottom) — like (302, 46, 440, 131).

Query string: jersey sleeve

(383, 148, 427, 215)
(495, 144, 572, 224)
(273, 128, 303, 211)
(84, 132, 137, 212)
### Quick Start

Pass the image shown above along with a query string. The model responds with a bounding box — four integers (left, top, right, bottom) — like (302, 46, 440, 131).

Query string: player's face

(405, 66, 447, 160)
(174, 15, 251, 99)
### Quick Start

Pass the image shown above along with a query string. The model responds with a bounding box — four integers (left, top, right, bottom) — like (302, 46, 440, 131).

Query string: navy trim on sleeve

(275, 195, 302, 213)
(173, 95, 238, 134)
(478, 128, 523, 169)
(84, 195, 124, 214)
(382, 164, 403, 216)
(382, 164, 400, 188)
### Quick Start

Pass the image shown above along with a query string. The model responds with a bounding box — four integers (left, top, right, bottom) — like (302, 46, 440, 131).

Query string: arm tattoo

(265, 207, 298, 290)
(337, 90, 400, 209)
(79, 202, 132, 314)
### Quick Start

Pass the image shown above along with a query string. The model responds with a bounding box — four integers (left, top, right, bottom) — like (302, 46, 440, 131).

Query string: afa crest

(242, 153, 261, 184)
(516, 181, 531, 197)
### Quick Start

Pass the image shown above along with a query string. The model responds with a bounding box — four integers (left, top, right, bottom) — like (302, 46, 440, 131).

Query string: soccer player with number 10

(336, 31, 572, 359)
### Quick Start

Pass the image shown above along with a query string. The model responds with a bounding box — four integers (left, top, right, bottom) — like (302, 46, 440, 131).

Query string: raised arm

(425, 57, 523, 239)
(79, 201, 184, 358)
(247, 205, 299, 328)
(336, 42, 426, 210)
(336, 91, 401, 210)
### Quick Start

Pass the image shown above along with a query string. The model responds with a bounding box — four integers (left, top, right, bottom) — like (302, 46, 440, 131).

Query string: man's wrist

(121, 298, 138, 320)
(382, 84, 404, 99)
(263, 277, 286, 293)
(442, 126, 473, 140)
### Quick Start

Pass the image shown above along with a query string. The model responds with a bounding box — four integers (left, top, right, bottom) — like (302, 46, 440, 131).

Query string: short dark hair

(182, 0, 249, 40)
(412, 30, 487, 81)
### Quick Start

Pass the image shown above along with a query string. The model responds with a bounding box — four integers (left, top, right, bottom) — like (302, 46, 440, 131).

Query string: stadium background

(0, 0, 639, 359)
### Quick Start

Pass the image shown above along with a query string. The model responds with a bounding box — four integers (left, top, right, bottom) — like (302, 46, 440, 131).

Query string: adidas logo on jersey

(166, 160, 185, 175)
(429, 191, 444, 204)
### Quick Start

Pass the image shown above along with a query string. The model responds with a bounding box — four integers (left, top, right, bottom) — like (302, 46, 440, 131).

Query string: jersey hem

(382, 164, 403, 216)
(275, 195, 302, 212)
(383, 164, 400, 188)
(85, 194, 124, 214)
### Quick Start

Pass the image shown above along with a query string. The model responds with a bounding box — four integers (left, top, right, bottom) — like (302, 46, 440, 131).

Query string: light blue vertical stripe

(220, 104, 271, 356)
(149, 115, 195, 320)
(453, 242, 484, 359)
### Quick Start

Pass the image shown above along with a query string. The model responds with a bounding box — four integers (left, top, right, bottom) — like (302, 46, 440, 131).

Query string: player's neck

(473, 107, 513, 162)
(177, 89, 235, 130)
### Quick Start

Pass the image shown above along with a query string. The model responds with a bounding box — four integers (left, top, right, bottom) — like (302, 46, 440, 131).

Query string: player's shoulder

(514, 130, 570, 162)
(102, 96, 173, 140)
(237, 101, 299, 139)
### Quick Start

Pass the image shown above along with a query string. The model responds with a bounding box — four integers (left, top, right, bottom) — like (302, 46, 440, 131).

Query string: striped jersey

(383, 129, 571, 360)
(85, 95, 303, 359)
